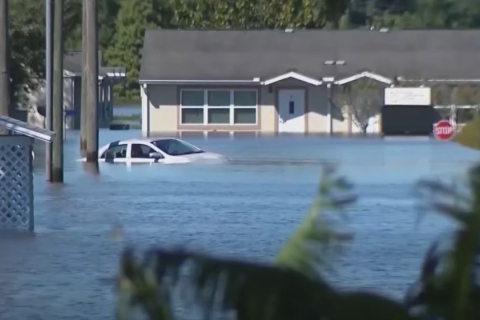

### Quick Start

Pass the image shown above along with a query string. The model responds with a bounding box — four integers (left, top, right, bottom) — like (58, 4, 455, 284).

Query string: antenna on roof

(285, 28, 294, 33)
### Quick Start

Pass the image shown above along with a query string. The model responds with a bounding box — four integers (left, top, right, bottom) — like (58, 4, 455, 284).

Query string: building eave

(335, 71, 393, 85)
(139, 79, 262, 85)
(261, 71, 322, 86)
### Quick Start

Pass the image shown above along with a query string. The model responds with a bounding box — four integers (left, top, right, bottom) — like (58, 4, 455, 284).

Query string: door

(129, 143, 165, 164)
(103, 143, 128, 164)
(278, 89, 306, 133)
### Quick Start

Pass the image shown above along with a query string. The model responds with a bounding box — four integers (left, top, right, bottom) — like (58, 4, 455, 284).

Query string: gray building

(28, 51, 125, 129)
(139, 29, 480, 136)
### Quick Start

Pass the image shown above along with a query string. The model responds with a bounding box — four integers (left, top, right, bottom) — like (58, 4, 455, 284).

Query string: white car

(78, 138, 227, 164)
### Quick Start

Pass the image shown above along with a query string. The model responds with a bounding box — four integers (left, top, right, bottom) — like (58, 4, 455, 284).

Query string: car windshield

(151, 139, 204, 156)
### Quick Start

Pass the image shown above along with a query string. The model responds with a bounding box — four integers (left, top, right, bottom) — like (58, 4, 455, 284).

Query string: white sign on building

(384, 87, 431, 106)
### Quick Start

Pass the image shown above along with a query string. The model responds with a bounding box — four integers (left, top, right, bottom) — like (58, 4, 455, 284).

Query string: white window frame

(180, 89, 258, 126)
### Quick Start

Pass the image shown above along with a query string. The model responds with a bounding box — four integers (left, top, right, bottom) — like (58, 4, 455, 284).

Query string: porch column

(141, 83, 149, 136)
(327, 83, 332, 135)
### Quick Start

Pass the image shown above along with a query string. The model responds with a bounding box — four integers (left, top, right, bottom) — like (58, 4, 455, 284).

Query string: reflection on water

(1, 129, 480, 319)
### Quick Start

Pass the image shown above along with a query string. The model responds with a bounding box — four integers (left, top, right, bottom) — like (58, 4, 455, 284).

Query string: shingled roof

(139, 29, 480, 82)
(64, 51, 126, 77)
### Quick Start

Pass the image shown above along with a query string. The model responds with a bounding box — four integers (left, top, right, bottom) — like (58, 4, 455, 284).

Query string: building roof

(64, 51, 126, 77)
(139, 29, 480, 83)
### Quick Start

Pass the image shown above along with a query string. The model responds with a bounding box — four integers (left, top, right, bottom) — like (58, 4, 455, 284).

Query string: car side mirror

(149, 152, 163, 159)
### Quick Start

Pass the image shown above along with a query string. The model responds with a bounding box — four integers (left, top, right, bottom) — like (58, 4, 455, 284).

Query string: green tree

(9, 0, 45, 107)
(64, 0, 122, 51)
(106, 0, 162, 100)
(170, 0, 349, 29)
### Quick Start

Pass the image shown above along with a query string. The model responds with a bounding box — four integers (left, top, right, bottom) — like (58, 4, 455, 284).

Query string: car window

(131, 143, 158, 158)
(104, 144, 127, 159)
(151, 139, 204, 156)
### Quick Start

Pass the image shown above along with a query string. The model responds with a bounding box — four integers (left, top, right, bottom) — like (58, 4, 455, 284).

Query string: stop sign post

(433, 120, 455, 141)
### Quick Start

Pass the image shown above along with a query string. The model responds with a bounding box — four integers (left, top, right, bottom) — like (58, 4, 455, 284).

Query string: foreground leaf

(452, 115, 480, 151)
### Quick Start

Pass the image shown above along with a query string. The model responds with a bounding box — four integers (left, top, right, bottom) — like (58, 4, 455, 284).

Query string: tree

(9, 0, 45, 107)
(333, 78, 385, 134)
(170, 0, 349, 29)
(105, 0, 165, 100)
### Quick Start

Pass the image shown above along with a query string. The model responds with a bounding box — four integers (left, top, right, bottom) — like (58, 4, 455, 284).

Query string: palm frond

(406, 165, 480, 320)
(275, 165, 356, 278)
(116, 248, 412, 320)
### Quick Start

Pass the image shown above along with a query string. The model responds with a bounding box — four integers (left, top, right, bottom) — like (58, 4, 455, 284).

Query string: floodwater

(0, 130, 479, 320)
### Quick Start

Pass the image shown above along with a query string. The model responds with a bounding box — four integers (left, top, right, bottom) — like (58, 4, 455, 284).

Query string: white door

(103, 143, 128, 164)
(278, 89, 306, 133)
(128, 143, 165, 164)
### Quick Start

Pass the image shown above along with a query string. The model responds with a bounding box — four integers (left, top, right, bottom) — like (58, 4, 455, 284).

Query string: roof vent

(324, 60, 346, 65)
(379, 28, 390, 33)
(285, 28, 294, 33)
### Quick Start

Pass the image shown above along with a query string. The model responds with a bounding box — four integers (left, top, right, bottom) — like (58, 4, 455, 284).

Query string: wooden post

(0, 0, 9, 134)
(80, 0, 87, 152)
(52, 0, 64, 182)
(85, 0, 99, 163)
(45, 0, 53, 180)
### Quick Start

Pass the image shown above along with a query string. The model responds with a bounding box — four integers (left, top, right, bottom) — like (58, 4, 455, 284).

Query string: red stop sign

(433, 120, 455, 141)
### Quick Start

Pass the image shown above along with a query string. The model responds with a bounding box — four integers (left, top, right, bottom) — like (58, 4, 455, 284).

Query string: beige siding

(260, 86, 276, 132)
(140, 81, 374, 135)
(147, 85, 178, 133)
(306, 85, 329, 133)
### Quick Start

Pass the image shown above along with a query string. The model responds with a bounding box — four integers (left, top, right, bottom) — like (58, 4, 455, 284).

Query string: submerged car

(78, 138, 227, 164)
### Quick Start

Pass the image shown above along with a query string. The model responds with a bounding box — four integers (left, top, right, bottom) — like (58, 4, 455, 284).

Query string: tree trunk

(361, 124, 368, 135)
(85, 0, 99, 164)
(52, 0, 64, 182)
(0, 0, 9, 134)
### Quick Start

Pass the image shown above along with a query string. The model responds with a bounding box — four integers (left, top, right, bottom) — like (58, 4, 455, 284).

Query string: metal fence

(0, 136, 34, 231)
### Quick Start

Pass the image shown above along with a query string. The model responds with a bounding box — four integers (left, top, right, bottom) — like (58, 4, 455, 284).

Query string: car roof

(114, 137, 178, 144)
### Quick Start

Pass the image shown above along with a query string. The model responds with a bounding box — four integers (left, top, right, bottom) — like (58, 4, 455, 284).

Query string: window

(152, 139, 204, 156)
(131, 144, 158, 159)
(182, 91, 204, 106)
(180, 89, 257, 125)
(103, 144, 127, 159)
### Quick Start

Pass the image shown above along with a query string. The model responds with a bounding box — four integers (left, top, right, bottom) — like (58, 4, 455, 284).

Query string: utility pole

(45, 0, 53, 180)
(52, 0, 64, 182)
(85, 0, 99, 163)
(0, 0, 9, 134)
(80, 0, 87, 153)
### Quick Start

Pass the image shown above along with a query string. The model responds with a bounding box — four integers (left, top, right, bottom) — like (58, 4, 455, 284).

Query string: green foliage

(453, 115, 480, 151)
(276, 165, 355, 277)
(170, 0, 346, 30)
(115, 167, 414, 320)
(407, 166, 480, 320)
(9, 0, 45, 107)
(105, 0, 164, 100)
(64, 0, 122, 50)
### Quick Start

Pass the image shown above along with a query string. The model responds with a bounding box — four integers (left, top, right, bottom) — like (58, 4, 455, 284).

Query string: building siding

(260, 86, 276, 133)
(142, 81, 381, 135)
(147, 85, 178, 133)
